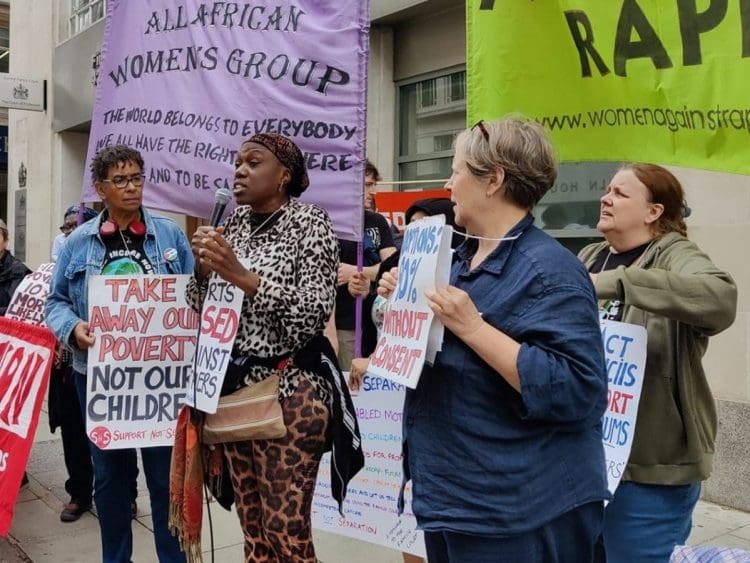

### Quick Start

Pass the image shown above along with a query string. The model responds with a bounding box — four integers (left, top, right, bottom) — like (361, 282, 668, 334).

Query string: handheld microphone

(209, 188, 232, 227)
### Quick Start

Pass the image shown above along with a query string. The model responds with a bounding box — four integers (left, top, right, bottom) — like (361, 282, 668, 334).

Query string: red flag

(0, 317, 56, 536)
(373, 189, 450, 232)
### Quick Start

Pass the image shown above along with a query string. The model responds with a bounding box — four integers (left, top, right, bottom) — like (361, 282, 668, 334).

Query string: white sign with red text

(86, 275, 198, 449)
(6, 263, 55, 326)
(185, 259, 250, 414)
(313, 373, 425, 558)
(601, 319, 647, 495)
(367, 216, 451, 388)
(0, 318, 57, 535)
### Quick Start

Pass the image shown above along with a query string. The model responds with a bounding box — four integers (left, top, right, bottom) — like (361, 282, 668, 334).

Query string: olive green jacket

(579, 232, 737, 484)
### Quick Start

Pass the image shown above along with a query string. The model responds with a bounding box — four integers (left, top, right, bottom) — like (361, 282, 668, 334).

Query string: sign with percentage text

(367, 215, 452, 388)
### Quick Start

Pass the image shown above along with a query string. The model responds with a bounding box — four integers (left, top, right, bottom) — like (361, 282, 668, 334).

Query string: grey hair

(455, 116, 558, 210)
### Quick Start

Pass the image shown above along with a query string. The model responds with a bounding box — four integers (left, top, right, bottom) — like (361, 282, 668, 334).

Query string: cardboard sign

(600, 319, 647, 495)
(0, 318, 56, 536)
(86, 275, 198, 449)
(6, 263, 55, 326)
(313, 373, 425, 558)
(185, 260, 250, 414)
(367, 216, 452, 388)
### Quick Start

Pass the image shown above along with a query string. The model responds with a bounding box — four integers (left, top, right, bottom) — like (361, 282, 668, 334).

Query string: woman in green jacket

(579, 163, 737, 563)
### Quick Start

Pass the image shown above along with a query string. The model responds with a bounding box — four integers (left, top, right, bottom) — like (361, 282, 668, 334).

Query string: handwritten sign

(0, 318, 56, 535)
(600, 319, 647, 495)
(185, 260, 249, 414)
(84, 1, 369, 241)
(6, 263, 55, 326)
(312, 373, 425, 558)
(367, 216, 452, 388)
(86, 275, 198, 449)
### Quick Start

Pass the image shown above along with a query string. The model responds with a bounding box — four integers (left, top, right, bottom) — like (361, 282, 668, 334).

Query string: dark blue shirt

(402, 214, 609, 536)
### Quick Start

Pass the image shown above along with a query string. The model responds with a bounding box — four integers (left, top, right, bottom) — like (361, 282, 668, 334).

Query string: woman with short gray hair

(380, 116, 609, 562)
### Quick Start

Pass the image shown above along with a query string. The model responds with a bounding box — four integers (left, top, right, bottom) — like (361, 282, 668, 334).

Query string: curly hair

(455, 116, 558, 210)
(90, 144, 145, 183)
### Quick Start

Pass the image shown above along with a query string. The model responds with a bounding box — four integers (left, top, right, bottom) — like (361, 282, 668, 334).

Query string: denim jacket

(45, 208, 194, 374)
(400, 214, 610, 536)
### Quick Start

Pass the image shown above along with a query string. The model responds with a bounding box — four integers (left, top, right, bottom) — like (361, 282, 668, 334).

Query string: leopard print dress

(186, 200, 338, 562)
(186, 199, 338, 401)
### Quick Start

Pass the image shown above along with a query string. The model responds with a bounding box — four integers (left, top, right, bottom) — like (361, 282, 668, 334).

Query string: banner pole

(354, 241, 363, 360)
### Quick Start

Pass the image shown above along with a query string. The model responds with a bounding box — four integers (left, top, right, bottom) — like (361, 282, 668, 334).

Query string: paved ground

(4, 408, 750, 562)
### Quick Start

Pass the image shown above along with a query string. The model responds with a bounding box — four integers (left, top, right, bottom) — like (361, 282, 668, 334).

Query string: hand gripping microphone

(209, 187, 232, 227)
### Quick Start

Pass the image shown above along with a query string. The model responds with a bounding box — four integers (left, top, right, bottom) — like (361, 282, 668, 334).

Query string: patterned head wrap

(246, 133, 310, 197)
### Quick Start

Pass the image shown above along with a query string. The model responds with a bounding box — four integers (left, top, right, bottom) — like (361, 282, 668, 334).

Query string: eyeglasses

(101, 174, 144, 189)
(471, 120, 490, 142)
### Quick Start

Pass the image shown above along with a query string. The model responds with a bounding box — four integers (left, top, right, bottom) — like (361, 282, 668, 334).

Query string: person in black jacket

(0, 218, 31, 489)
(0, 219, 30, 315)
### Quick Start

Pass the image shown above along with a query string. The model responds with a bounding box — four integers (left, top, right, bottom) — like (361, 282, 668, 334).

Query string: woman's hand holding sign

(378, 265, 523, 392)
(377, 267, 399, 299)
(73, 321, 96, 349)
(425, 286, 484, 340)
(378, 268, 485, 340)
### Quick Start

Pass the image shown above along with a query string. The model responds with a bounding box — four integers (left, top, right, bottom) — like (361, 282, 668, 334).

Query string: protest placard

(0, 318, 56, 536)
(185, 261, 249, 414)
(600, 319, 647, 495)
(86, 275, 197, 449)
(468, 0, 750, 175)
(367, 216, 452, 388)
(5, 263, 55, 326)
(84, 1, 369, 241)
(312, 373, 425, 558)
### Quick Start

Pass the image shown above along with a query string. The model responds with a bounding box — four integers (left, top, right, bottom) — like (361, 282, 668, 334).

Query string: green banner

(467, 0, 750, 174)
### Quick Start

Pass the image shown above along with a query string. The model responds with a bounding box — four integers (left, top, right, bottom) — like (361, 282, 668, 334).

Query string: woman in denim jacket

(45, 144, 192, 563)
(381, 117, 609, 562)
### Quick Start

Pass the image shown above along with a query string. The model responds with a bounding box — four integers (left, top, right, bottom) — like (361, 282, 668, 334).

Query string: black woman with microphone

(184, 133, 360, 563)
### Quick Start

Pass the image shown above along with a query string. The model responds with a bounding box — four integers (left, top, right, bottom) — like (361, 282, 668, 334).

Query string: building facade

(9, 0, 750, 510)
(0, 1, 9, 250)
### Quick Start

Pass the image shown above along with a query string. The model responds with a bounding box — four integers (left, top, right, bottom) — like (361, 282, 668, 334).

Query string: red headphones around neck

(100, 218, 147, 238)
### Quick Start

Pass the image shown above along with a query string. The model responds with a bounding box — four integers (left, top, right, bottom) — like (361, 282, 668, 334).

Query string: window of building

(70, 0, 106, 36)
(398, 68, 466, 184)
(0, 3, 9, 74)
(397, 67, 609, 247)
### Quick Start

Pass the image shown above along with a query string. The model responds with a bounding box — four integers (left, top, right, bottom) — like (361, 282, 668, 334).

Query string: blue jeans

(604, 481, 702, 563)
(424, 501, 605, 563)
(75, 372, 185, 563)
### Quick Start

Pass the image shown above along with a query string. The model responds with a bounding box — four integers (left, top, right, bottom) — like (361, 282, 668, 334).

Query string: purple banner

(84, 1, 369, 241)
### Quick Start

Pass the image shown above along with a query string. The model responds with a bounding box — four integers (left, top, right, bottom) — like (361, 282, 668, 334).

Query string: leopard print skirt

(224, 377, 329, 563)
